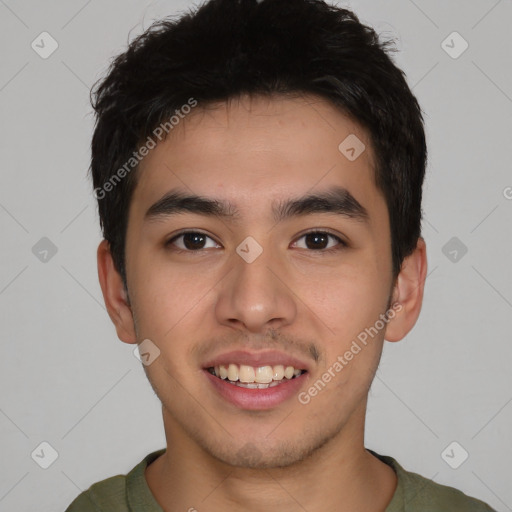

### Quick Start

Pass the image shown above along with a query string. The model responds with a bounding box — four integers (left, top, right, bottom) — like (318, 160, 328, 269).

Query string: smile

(208, 363, 305, 389)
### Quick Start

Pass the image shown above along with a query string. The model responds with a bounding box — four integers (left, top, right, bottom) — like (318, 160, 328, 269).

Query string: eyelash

(165, 229, 347, 254)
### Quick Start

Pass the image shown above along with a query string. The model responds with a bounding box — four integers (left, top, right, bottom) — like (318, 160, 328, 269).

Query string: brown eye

(292, 231, 345, 251)
(166, 231, 220, 251)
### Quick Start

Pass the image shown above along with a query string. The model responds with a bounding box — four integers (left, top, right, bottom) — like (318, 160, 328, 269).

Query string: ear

(97, 239, 137, 344)
(384, 237, 427, 342)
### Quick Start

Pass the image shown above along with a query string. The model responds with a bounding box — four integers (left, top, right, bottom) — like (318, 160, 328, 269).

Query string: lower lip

(204, 370, 308, 410)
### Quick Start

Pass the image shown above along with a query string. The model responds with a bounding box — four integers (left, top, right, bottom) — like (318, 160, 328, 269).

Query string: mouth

(202, 350, 311, 410)
(207, 363, 307, 389)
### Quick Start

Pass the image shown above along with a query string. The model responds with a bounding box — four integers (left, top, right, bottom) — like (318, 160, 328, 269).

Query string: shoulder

(375, 451, 496, 512)
(401, 467, 494, 511)
(64, 475, 128, 512)
(64, 448, 166, 512)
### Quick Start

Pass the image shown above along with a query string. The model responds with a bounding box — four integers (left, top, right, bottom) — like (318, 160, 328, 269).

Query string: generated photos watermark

(298, 302, 403, 405)
(93, 97, 198, 200)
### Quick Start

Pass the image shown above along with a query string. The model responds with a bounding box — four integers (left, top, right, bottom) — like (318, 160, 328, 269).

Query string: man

(66, 0, 496, 510)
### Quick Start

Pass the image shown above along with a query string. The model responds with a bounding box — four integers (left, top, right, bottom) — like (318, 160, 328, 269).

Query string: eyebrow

(144, 185, 369, 224)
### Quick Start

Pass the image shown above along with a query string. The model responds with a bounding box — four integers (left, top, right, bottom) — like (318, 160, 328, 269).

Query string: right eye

(165, 231, 221, 252)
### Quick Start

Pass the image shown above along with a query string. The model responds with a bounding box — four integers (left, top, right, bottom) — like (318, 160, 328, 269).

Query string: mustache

(192, 328, 321, 364)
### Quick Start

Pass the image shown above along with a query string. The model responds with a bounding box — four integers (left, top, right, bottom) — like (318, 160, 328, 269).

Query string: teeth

(219, 365, 228, 379)
(228, 380, 284, 389)
(254, 366, 273, 383)
(284, 366, 295, 379)
(211, 363, 304, 383)
(273, 365, 284, 380)
(239, 365, 255, 383)
(227, 363, 238, 381)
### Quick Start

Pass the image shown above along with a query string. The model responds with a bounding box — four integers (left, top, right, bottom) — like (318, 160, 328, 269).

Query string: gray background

(0, 0, 511, 510)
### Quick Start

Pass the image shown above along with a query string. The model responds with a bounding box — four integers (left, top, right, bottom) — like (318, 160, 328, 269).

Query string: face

(121, 94, 399, 468)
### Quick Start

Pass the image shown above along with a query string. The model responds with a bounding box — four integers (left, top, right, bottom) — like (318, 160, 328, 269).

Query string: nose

(214, 240, 297, 334)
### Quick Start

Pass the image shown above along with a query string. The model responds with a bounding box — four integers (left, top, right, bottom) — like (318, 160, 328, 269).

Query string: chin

(217, 446, 305, 469)
(206, 432, 335, 470)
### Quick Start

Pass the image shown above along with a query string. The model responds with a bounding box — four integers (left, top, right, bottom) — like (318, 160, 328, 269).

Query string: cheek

(129, 252, 218, 339)
(291, 257, 389, 392)
(292, 257, 386, 337)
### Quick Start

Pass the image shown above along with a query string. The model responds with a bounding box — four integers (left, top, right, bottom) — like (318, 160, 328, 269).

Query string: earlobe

(384, 237, 428, 343)
(96, 239, 138, 344)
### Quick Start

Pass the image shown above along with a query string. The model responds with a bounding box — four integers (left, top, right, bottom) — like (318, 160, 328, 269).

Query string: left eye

(292, 231, 345, 251)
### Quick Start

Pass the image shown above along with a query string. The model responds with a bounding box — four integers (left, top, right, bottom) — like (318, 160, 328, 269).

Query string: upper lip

(203, 350, 311, 373)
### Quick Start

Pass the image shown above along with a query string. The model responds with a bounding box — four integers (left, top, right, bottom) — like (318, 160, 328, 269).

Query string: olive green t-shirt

(65, 448, 496, 511)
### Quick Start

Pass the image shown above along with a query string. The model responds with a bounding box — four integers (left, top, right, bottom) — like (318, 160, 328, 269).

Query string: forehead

(130, 93, 384, 222)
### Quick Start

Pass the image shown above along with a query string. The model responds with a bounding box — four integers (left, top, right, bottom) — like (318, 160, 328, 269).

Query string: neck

(145, 402, 397, 512)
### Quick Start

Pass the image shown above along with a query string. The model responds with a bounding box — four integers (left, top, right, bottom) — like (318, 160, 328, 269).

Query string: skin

(97, 93, 427, 511)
